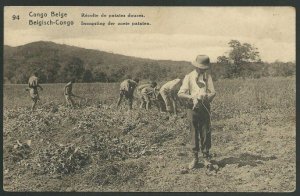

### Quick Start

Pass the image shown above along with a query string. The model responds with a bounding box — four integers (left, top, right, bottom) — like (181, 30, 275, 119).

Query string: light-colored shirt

(28, 76, 38, 88)
(160, 78, 181, 93)
(178, 70, 216, 102)
(120, 79, 138, 92)
(141, 86, 155, 95)
(137, 83, 151, 91)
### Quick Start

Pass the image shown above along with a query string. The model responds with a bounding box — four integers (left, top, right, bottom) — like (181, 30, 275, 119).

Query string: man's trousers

(187, 105, 211, 155)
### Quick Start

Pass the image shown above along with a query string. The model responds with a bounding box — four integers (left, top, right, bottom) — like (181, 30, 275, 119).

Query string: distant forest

(4, 41, 295, 84)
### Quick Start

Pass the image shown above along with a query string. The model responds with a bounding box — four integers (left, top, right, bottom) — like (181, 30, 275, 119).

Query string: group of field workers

(27, 75, 80, 110)
(116, 55, 216, 169)
(27, 54, 216, 170)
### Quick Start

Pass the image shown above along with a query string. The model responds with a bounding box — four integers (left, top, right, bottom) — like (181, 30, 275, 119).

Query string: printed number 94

(12, 15, 20, 20)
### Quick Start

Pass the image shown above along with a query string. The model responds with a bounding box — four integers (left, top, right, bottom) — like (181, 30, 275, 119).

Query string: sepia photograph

(3, 6, 296, 192)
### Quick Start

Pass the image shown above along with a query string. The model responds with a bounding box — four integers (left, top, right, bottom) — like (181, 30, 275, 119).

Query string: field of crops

(3, 77, 296, 192)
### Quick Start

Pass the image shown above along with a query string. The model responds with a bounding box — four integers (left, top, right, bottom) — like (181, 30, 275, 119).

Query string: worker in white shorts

(158, 78, 182, 115)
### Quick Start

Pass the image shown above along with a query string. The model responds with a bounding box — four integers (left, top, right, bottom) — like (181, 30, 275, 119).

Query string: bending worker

(158, 78, 182, 115)
(117, 78, 140, 110)
(138, 81, 158, 110)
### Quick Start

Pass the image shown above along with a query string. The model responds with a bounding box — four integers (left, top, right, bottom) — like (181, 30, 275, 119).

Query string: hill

(4, 41, 194, 83)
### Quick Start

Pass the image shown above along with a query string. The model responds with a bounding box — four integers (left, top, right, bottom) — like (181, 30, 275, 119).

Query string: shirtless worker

(28, 72, 43, 111)
(64, 79, 79, 108)
(117, 78, 140, 110)
(138, 81, 158, 110)
(178, 55, 216, 170)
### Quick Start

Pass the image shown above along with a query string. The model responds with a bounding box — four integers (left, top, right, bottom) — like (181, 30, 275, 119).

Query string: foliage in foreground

(3, 77, 296, 191)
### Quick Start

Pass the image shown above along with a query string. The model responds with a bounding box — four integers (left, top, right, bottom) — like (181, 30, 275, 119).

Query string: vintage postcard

(3, 6, 296, 192)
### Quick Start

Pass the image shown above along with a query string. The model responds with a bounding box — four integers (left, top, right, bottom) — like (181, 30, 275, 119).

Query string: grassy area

(3, 77, 296, 192)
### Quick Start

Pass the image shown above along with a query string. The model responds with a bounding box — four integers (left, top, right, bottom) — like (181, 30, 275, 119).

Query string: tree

(93, 67, 108, 82)
(218, 40, 261, 78)
(94, 71, 108, 82)
(60, 57, 85, 82)
(43, 60, 61, 83)
(82, 69, 93, 82)
(228, 40, 261, 65)
(217, 55, 230, 64)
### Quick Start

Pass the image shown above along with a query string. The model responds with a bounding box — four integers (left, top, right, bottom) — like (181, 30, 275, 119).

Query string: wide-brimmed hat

(191, 55, 210, 69)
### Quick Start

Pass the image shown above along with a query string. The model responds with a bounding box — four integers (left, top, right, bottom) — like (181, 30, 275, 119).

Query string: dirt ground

(3, 78, 296, 192)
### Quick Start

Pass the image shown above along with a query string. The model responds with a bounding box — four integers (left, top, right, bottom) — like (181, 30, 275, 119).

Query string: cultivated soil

(3, 78, 296, 192)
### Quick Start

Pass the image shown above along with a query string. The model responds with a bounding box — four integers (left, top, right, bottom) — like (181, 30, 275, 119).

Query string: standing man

(158, 78, 182, 115)
(139, 81, 158, 110)
(28, 72, 43, 111)
(117, 78, 139, 110)
(64, 79, 77, 108)
(178, 55, 216, 170)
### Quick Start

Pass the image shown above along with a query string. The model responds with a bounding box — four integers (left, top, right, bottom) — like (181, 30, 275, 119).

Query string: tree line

(3, 40, 295, 84)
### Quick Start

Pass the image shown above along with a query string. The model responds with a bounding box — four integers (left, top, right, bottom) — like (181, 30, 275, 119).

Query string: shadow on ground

(196, 153, 278, 175)
(211, 153, 277, 168)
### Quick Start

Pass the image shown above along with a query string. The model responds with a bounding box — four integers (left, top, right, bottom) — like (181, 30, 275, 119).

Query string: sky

(4, 6, 295, 62)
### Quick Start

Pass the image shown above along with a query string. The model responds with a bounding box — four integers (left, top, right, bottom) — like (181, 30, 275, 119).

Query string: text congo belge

(28, 11, 74, 26)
